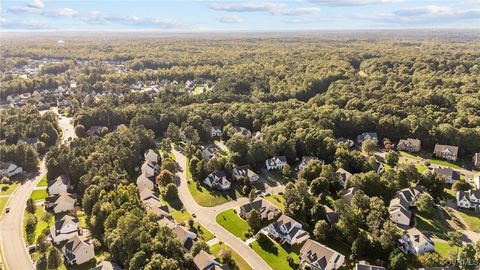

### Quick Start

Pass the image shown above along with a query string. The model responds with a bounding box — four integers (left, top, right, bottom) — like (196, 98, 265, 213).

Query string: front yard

(0, 183, 20, 195)
(457, 210, 480, 233)
(415, 212, 449, 235)
(187, 180, 242, 207)
(37, 175, 48, 187)
(264, 194, 285, 212)
(250, 236, 299, 270)
(30, 189, 48, 202)
(432, 237, 458, 258)
(25, 205, 54, 245)
(0, 197, 9, 215)
(210, 242, 251, 270)
(215, 209, 251, 240)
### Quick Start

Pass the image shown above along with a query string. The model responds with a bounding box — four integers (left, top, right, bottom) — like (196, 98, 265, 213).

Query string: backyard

(215, 209, 251, 240)
(210, 242, 251, 270)
(264, 194, 285, 212)
(457, 210, 480, 233)
(415, 212, 449, 235)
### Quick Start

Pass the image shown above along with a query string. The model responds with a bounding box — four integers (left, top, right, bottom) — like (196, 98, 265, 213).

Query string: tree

(453, 180, 473, 192)
(218, 248, 234, 266)
(74, 124, 86, 137)
(389, 250, 407, 270)
(161, 158, 176, 174)
(313, 220, 329, 242)
(26, 198, 36, 214)
(282, 164, 292, 177)
(249, 188, 256, 202)
(47, 246, 62, 269)
(309, 177, 329, 197)
(416, 193, 435, 216)
(36, 234, 50, 260)
(156, 170, 174, 187)
(164, 183, 178, 201)
(448, 231, 463, 258)
(191, 241, 209, 256)
(458, 244, 477, 270)
(385, 151, 400, 167)
(418, 252, 444, 267)
(246, 210, 262, 232)
(361, 139, 377, 155)
(351, 231, 370, 258)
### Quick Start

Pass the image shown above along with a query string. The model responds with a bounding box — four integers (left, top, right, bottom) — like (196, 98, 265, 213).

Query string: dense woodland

(1, 33, 480, 269)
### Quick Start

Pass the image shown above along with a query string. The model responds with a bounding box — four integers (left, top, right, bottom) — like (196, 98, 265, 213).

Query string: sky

(0, 0, 479, 31)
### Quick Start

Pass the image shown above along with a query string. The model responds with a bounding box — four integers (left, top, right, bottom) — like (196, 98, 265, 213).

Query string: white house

(298, 156, 323, 171)
(48, 175, 70, 195)
(398, 228, 435, 255)
(456, 189, 480, 211)
(265, 156, 287, 171)
(204, 171, 231, 190)
(50, 215, 80, 244)
(211, 126, 222, 137)
(266, 214, 310, 245)
(357, 132, 378, 144)
(432, 167, 456, 184)
(336, 168, 352, 187)
(62, 235, 95, 265)
(433, 144, 459, 161)
(299, 239, 345, 270)
(202, 145, 219, 160)
(0, 162, 23, 177)
(46, 193, 76, 214)
(232, 165, 259, 183)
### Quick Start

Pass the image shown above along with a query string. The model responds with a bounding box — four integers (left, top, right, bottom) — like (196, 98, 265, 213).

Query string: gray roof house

(204, 171, 231, 190)
(239, 198, 281, 221)
(357, 132, 378, 144)
(433, 144, 459, 161)
(397, 138, 421, 152)
(299, 239, 345, 270)
(266, 214, 310, 245)
(265, 156, 288, 171)
(232, 165, 259, 183)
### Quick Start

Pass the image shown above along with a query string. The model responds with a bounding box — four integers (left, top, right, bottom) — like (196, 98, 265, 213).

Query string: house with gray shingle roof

(299, 239, 345, 270)
(62, 235, 94, 265)
(50, 215, 80, 244)
(266, 214, 310, 245)
(456, 189, 480, 211)
(265, 156, 287, 171)
(433, 144, 459, 161)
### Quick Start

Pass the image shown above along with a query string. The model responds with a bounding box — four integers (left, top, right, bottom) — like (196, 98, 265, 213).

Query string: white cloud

(209, 2, 320, 16)
(217, 14, 244, 23)
(308, 0, 401, 6)
(83, 11, 186, 28)
(0, 18, 51, 29)
(27, 0, 44, 9)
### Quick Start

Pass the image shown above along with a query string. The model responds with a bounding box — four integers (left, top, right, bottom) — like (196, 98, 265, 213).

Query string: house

(46, 193, 76, 214)
(172, 225, 197, 250)
(357, 132, 378, 144)
(136, 173, 154, 192)
(239, 198, 281, 221)
(324, 206, 339, 225)
(265, 156, 287, 171)
(0, 162, 22, 177)
(211, 126, 222, 137)
(298, 156, 324, 171)
(433, 144, 459, 161)
(456, 189, 480, 211)
(474, 173, 480, 189)
(62, 235, 95, 265)
(144, 149, 159, 167)
(48, 175, 70, 195)
(299, 239, 345, 270)
(232, 165, 259, 183)
(157, 216, 176, 229)
(86, 126, 107, 136)
(336, 168, 352, 187)
(90, 261, 123, 270)
(473, 153, 480, 167)
(335, 137, 354, 148)
(355, 261, 385, 270)
(50, 215, 80, 244)
(204, 171, 231, 190)
(202, 145, 219, 160)
(235, 126, 252, 137)
(141, 161, 156, 179)
(373, 161, 385, 175)
(397, 139, 421, 152)
(398, 228, 435, 255)
(267, 214, 310, 245)
(141, 190, 172, 220)
(398, 186, 424, 207)
(388, 195, 412, 227)
(193, 250, 224, 270)
(432, 167, 458, 184)
(340, 187, 357, 205)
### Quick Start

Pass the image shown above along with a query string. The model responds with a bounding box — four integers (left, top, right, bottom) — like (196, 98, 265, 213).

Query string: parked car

(5, 207, 10, 213)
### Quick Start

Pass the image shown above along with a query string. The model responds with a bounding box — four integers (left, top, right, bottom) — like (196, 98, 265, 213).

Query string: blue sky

(1, 0, 479, 31)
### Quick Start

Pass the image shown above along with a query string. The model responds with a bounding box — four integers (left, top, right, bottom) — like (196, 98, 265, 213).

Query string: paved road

(172, 148, 272, 270)
(0, 108, 74, 270)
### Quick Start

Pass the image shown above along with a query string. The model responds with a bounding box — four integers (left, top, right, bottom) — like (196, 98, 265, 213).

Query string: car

(192, 213, 197, 218)
(27, 244, 37, 253)
(5, 207, 10, 213)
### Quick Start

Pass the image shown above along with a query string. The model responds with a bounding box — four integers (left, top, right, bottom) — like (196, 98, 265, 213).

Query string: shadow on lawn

(257, 235, 279, 255)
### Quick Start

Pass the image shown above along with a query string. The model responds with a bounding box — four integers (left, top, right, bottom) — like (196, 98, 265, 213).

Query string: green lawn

(187, 180, 241, 207)
(457, 210, 480, 233)
(192, 223, 214, 242)
(251, 238, 299, 270)
(216, 209, 251, 240)
(76, 210, 88, 227)
(25, 206, 54, 245)
(0, 183, 20, 195)
(399, 151, 422, 160)
(0, 197, 9, 215)
(265, 194, 285, 212)
(30, 189, 48, 201)
(37, 175, 48, 187)
(429, 158, 463, 170)
(160, 195, 192, 223)
(210, 242, 251, 270)
(433, 238, 458, 258)
(415, 212, 448, 234)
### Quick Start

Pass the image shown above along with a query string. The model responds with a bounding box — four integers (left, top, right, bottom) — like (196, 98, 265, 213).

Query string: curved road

(172, 148, 272, 270)
(0, 108, 75, 270)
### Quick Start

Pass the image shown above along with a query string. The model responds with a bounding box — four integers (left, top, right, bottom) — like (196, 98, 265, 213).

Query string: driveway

(172, 148, 272, 270)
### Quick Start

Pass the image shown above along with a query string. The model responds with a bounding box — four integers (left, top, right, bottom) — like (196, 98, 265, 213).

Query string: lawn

(265, 194, 285, 212)
(432, 238, 458, 258)
(30, 189, 48, 201)
(187, 180, 240, 207)
(192, 223, 214, 242)
(399, 151, 422, 160)
(258, 171, 291, 186)
(76, 210, 88, 227)
(0, 197, 9, 215)
(210, 242, 251, 270)
(415, 212, 448, 234)
(457, 210, 480, 233)
(37, 175, 48, 187)
(216, 209, 251, 240)
(0, 182, 20, 195)
(251, 237, 299, 270)
(160, 195, 192, 223)
(25, 206, 54, 245)
(429, 158, 463, 170)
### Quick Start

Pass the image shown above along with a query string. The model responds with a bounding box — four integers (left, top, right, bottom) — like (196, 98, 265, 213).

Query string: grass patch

(25, 206, 54, 245)
(429, 159, 463, 170)
(187, 180, 241, 207)
(216, 209, 251, 240)
(210, 242, 251, 270)
(30, 189, 48, 202)
(265, 194, 285, 212)
(76, 210, 87, 228)
(160, 195, 192, 223)
(37, 175, 48, 187)
(457, 210, 480, 233)
(0, 197, 9, 215)
(251, 238, 299, 270)
(415, 212, 448, 234)
(258, 171, 292, 186)
(192, 223, 214, 242)
(432, 238, 458, 258)
(399, 151, 422, 160)
(0, 182, 20, 195)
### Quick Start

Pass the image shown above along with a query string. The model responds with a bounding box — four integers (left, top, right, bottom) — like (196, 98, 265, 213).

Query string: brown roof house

(299, 239, 345, 270)
(50, 215, 80, 244)
(397, 139, 421, 153)
(45, 192, 76, 214)
(388, 187, 425, 228)
(432, 167, 459, 184)
(62, 235, 95, 265)
(433, 144, 459, 161)
(140, 190, 172, 220)
(172, 225, 198, 250)
(193, 250, 225, 270)
(48, 175, 70, 196)
(239, 198, 281, 221)
(398, 228, 434, 255)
